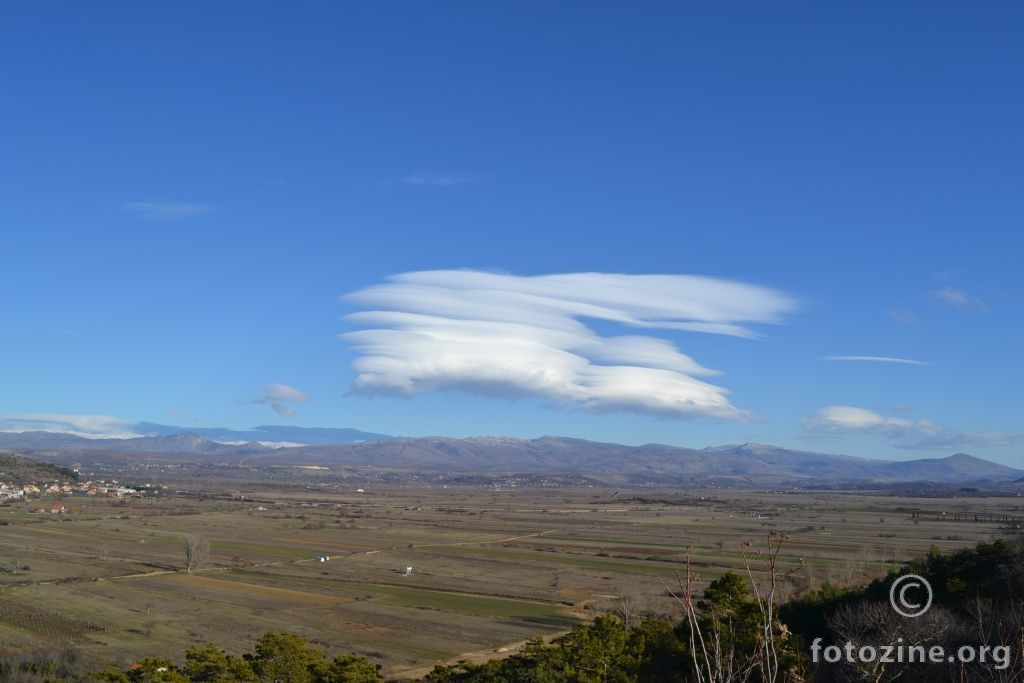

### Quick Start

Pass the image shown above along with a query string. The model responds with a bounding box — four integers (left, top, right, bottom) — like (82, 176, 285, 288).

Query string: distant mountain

(131, 423, 395, 445)
(116, 433, 271, 456)
(0, 431, 101, 451)
(263, 437, 1022, 485)
(880, 453, 1022, 483)
(690, 444, 1022, 483)
(0, 431, 268, 457)
(0, 424, 393, 451)
(149, 434, 1024, 484)
(0, 429, 1019, 486)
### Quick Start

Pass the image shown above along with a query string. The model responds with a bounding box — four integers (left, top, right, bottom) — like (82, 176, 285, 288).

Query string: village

(0, 478, 149, 508)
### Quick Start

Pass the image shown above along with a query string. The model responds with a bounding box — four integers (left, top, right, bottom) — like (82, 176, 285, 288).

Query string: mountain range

(0, 425, 1020, 487)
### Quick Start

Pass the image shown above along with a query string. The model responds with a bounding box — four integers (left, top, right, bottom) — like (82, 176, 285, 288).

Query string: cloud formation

(120, 201, 218, 220)
(822, 356, 930, 366)
(0, 413, 139, 438)
(934, 286, 986, 311)
(341, 270, 798, 420)
(803, 406, 1019, 450)
(250, 384, 310, 416)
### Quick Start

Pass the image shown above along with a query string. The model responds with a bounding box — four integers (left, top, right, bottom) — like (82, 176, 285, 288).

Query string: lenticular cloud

(340, 270, 797, 420)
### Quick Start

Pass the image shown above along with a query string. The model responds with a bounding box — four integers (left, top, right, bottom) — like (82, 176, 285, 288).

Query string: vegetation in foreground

(89, 632, 382, 683)
(40, 537, 1020, 683)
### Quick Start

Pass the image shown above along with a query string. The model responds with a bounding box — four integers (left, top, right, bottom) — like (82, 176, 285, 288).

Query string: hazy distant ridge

(0, 427, 1019, 486)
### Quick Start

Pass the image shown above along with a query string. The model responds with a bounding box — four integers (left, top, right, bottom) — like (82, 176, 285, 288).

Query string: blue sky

(2, 3, 1021, 464)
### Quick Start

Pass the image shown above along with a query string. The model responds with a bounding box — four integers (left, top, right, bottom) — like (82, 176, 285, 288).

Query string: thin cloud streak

(401, 171, 475, 187)
(341, 270, 798, 420)
(823, 356, 931, 366)
(120, 201, 218, 220)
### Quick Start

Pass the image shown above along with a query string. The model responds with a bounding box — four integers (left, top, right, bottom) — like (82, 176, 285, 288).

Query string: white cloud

(341, 270, 798, 420)
(0, 413, 140, 438)
(120, 201, 218, 220)
(822, 356, 930, 366)
(934, 286, 986, 311)
(264, 384, 310, 403)
(249, 384, 310, 416)
(803, 405, 1019, 450)
(270, 403, 295, 416)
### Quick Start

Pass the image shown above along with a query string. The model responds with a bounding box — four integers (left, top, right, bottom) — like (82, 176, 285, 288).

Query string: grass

(0, 486, 1018, 678)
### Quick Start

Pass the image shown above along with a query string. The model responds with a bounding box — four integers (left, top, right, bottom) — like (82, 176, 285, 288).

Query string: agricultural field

(0, 484, 1021, 680)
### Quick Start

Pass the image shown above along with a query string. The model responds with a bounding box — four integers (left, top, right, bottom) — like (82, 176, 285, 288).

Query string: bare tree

(827, 600, 955, 683)
(741, 532, 805, 683)
(613, 593, 645, 630)
(183, 534, 208, 574)
(664, 531, 804, 683)
(965, 596, 1024, 683)
(666, 555, 753, 683)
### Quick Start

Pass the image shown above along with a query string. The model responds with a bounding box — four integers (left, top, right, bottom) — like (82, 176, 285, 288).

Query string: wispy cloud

(822, 356, 931, 366)
(803, 405, 1019, 450)
(248, 384, 310, 416)
(341, 270, 798, 420)
(891, 403, 914, 413)
(934, 286, 986, 311)
(0, 413, 140, 438)
(887, 309, 920, 325)
(401, 171, 475, 187)
(120, 201, 218, 220)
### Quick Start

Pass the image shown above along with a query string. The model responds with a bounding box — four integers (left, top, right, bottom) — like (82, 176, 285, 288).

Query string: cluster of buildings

(0, 479, 143, 502)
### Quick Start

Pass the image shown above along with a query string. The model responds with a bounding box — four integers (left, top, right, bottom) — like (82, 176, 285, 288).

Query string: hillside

(0, 429, 1019, 487)
(0, 452, 78, 482)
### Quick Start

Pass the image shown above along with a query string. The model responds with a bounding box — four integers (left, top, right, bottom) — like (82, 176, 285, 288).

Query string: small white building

(0, 486, 24, 500)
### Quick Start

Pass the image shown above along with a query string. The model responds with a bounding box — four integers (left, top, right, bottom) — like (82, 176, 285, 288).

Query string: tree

(90, 657, 189, 682)
(318, 653, 383, 683)
(539, 615, 643, 682)
(701, 572, 751, 619)
(183, 534, 209, 574)
(183, 643, 257, 682)
(630, 618, 688, 683)
(248, 631, 325, 683)
(91, 633, 383, 683)
(613, 593, 646, 630)
(827, 600, 955, 683)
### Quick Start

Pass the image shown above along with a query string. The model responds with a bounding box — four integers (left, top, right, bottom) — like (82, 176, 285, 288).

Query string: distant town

(0, 477, 154, 503)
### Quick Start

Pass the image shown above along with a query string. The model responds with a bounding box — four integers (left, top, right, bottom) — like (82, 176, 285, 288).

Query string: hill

(0, 429, 1018, 487)
(0, 451, 78, 482)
